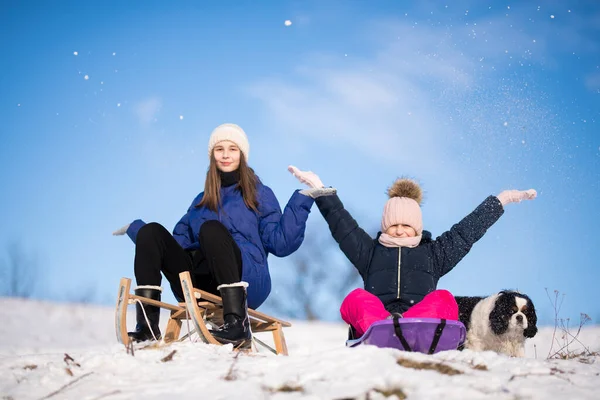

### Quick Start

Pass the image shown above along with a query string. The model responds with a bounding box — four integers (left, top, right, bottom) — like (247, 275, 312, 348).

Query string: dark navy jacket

(127, 183, 314, 309)
(316, 195, 504, 313)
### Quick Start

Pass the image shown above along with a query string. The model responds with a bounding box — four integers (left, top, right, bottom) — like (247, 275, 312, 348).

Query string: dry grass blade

(223, 351, 242, 381)
(64, 353, 80, 367)
(269, 384, 304, 393)
(397, 357, 462, 376)
(160, 350, 177, 362)
(509, 367, 572, 382)
(372, 388, 407, 399)
(126, 340, 135, 356)
(37, 371, 94, 400)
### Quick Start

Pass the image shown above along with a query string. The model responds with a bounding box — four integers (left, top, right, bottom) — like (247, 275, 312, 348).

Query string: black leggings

(134, 221, 243, 301)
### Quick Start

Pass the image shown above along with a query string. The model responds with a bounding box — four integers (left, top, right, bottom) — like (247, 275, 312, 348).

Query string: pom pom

(387, 178, 423, 205)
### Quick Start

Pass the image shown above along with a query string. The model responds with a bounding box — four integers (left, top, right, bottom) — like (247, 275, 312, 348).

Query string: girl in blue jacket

(113, 124, 333, 346)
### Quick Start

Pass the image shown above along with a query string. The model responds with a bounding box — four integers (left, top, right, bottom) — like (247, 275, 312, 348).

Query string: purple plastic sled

(346, 317, 466, 354)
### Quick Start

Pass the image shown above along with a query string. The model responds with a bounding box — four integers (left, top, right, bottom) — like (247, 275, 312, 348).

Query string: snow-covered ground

(1, 298, 599, 399)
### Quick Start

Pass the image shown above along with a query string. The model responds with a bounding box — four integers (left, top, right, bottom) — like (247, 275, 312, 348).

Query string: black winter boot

(210, 282, 252, 348)
(128, 286, 162, 343)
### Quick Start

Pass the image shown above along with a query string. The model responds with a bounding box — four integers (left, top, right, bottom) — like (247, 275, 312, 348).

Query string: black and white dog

(455, 290, 538, 357)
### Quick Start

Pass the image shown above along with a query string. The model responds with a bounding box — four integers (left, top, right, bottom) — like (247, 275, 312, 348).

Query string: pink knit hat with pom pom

(381, 178, 423, 235)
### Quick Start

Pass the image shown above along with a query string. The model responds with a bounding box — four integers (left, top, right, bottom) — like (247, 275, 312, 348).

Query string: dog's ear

(522, 296, 538, 336)
(524, 325, 538, 338)
(489, 294, 510, 335)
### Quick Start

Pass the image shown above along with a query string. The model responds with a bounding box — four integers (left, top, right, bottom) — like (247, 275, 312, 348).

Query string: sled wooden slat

(129, 295, 183, 312)
(251, 322, 279, 332)
(272, 322, 288, 355)
(163, 317, 182, 343)
(197, 301, 220, 311)
(115, 278, 131, 345)
(170, 309, 187, 319)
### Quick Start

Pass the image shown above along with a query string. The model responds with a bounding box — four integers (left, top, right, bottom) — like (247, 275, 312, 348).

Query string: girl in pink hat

(289, 166, 536, 338)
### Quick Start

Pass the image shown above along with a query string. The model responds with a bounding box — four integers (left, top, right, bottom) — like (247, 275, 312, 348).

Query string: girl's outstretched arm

(289, 165, 374, 277)
(258, 185, 314, 257)
(431, 189, 536, 277)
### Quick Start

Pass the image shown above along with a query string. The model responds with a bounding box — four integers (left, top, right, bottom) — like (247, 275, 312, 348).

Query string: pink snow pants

(340, 288, 459, 337)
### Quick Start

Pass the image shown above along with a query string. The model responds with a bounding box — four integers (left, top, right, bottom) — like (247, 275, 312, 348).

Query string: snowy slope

(1, 298, 599, 400)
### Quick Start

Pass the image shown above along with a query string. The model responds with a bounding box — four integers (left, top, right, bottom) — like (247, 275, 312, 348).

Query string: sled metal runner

(115, 272, 291, 355)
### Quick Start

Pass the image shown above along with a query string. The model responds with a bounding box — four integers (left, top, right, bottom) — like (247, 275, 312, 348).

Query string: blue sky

(1, 1, 598, 326)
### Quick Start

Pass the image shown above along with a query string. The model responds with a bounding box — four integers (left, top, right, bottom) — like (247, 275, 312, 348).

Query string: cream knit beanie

(207, 123, 250, 161)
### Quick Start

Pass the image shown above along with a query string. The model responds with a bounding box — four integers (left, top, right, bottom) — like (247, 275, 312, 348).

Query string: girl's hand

(288, 165, 325, 188)
(496, 189, 537, 206)
(112, 223, 130, 236)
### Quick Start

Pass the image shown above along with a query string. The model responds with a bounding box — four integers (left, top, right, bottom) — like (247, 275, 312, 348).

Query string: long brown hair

(197, 153, 259, 212)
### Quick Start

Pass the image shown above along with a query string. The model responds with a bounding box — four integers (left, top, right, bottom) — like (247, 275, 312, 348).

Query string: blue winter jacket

(126, 183, 314, 309)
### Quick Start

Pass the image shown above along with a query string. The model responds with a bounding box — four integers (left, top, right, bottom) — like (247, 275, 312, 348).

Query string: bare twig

(161, 350, 177, 362)
(64, 353, 80, 367)
(545, 288, 563, 359)
(223, 351, 242, 381)
(509, 367, 572, 384)
(37, 372, 93, 400)
(545, 290, 593, 360)
(126, 339, 134, 356)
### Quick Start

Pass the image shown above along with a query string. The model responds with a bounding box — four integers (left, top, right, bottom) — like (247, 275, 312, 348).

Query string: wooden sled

(115, 272, 291, 355)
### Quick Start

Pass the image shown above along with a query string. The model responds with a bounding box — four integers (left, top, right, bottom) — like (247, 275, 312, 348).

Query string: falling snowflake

(550, 15, 555, 19)
(84, 75, 89, 80)
(179, 115, 184, 120)
(117, 103, 121, 107)
(284, 20, 292, 26)
(112, 52, 116, 56)
(503, 121, 508, 127)
(73, 51, 78, 56)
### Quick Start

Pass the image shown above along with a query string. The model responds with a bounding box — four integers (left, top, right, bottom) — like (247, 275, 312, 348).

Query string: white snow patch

(1, 298, 598, 400)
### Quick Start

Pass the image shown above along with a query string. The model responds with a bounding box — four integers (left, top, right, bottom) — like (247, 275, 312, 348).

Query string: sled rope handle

(427, 319, 447, 355)
(133, 298, 159, 342)
(392, 316, 412, 352)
